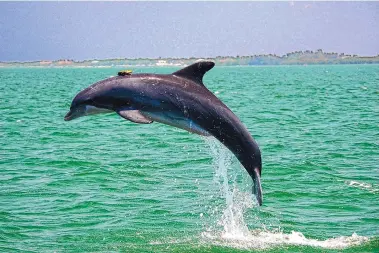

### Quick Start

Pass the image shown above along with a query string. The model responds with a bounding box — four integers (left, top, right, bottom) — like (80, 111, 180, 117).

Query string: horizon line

(1, 49, 379, 64)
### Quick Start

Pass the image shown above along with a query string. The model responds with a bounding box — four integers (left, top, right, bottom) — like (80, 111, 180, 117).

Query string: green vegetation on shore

(1, 49, 378, 68)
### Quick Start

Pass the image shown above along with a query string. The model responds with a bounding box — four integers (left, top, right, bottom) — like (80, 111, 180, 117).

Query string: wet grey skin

(65, 61, 263, 205)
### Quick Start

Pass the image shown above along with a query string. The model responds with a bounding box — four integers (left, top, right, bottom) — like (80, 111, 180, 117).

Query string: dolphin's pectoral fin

(172, 61, 215, 86)
(116, 109, 153, 124)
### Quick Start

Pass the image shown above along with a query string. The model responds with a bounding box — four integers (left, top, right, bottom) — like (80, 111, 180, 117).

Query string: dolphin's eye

(85, 99, 94, 106)
(77, 99, 93, 106)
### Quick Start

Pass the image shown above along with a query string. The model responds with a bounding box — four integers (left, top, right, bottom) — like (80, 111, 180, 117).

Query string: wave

(345, 180, 379, 194)
(201, 230, 369, 250)
(149, 232, 369, 250)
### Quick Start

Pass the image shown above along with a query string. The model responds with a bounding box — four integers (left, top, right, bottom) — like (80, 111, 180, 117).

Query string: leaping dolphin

(64, 62, 263, 205)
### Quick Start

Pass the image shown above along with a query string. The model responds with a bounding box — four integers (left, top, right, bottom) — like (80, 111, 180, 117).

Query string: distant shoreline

(1, 50, 378, 68)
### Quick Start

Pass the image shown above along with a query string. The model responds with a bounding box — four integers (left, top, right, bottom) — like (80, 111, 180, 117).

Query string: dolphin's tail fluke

(252, 167, 263, 206)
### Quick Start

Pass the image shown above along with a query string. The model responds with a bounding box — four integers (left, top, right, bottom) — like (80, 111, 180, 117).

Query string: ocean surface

(1, 65, 378, 252)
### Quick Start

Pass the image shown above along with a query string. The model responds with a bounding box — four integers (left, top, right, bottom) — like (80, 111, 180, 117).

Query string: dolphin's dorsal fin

(172, 61, 215, 86)
(116, 109, 153, 124)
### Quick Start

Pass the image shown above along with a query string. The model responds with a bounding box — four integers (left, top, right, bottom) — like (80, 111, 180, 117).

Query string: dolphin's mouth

(64, 110, 75, 121)
(65, 106, 112, 121)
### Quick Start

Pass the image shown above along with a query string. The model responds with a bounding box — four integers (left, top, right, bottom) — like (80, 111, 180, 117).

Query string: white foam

(201, 230, 369, 250)
(345, 180, 379, 193)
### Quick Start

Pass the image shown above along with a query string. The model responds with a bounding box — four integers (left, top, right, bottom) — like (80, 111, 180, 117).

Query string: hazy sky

(0, 2, 378, 61)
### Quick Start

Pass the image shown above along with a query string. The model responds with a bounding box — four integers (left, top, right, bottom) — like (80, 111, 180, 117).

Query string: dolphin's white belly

(141, 111, 210, 136)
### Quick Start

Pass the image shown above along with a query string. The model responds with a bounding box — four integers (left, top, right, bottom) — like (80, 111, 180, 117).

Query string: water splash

(201, 230, 369, 250)
(204, 137, 256, 239)
(201, 137, 370, 250)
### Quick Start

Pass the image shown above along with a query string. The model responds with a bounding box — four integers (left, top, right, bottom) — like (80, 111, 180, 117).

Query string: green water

(1, 65, 378, 252)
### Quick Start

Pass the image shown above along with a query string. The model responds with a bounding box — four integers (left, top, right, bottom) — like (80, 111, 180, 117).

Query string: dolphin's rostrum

(65, 62, 263, 205)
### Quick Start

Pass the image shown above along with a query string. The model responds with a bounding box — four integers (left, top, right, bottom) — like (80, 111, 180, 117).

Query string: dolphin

(64, 61, 263, 205)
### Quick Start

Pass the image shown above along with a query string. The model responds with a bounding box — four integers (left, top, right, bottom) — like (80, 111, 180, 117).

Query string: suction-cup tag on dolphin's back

(118, 70, 133, 76)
